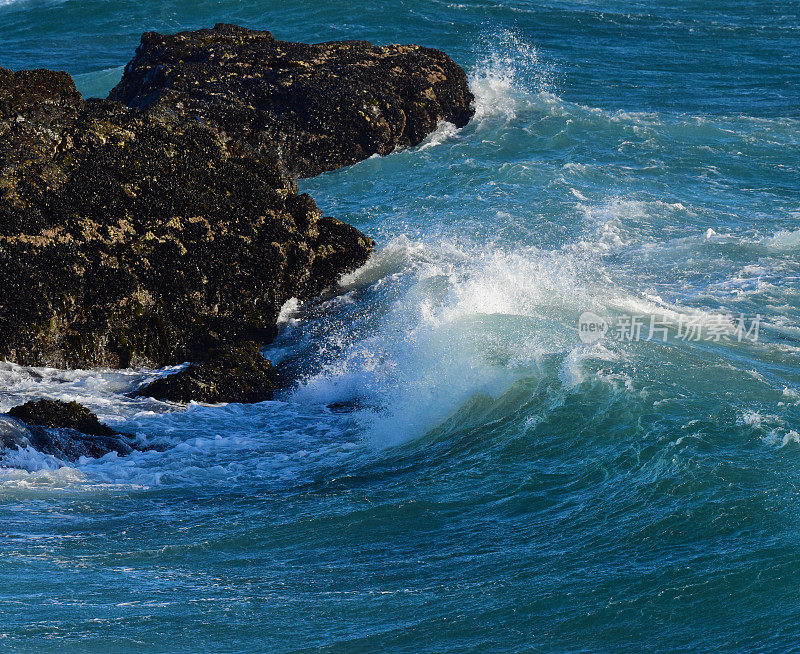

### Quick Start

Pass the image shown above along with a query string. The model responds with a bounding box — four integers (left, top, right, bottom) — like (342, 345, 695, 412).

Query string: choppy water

(2, 1, 800, 651)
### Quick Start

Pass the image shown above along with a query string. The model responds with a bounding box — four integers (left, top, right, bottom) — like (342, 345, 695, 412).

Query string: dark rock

(109, 23, 475, 177)
(8, 399, 116, 436)
(0, 67, 374, 369)
(0, 67, 81, 120)
(1, 399, 141, 463)
(137, 342, 279, 404)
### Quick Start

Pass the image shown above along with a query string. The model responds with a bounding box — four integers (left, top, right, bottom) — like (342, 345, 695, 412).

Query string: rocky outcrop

(1, 399, 140, 462)
(137, 342, 278, 404)
(109, 23, 475, 177)
(0, 25, 473, 379)
(0, 67, 373, 369)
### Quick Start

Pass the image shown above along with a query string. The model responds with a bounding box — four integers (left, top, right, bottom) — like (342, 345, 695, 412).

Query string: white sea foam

(567, 198, 695, 256)
(782, 387, 800, 402)
(1, 394, 365, 490)
(417, 121, 459, 150)
(0, 0, 69, 8)
(277, 297, 302, 325)
(763, 228, 800, 250)
(739, 410, 764, 428)
(734, 410, 800, 450)
(762, 427, 800, 449)
(0, 357, 367, 490)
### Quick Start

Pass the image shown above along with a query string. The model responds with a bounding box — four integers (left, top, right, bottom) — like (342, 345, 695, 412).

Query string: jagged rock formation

(109, 23, 475, 177)
(137, 342, 278, 404)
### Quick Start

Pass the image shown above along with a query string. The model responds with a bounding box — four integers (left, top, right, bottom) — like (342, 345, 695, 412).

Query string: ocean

(1, 0, 800, 651)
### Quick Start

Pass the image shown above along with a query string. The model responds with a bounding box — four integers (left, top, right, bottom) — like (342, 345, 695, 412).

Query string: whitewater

(2, 1, 800, 651)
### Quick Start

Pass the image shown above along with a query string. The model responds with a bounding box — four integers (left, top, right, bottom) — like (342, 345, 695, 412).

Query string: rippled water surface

(1, 0, 800, 651)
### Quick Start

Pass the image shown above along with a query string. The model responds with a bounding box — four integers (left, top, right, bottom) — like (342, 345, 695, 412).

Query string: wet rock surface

(0, 66, 373, 369)
(8, 399, 117, 436)
(109, 23, 475, 177)
(1, 400, 141, 463)
(137, 342, 279, 404)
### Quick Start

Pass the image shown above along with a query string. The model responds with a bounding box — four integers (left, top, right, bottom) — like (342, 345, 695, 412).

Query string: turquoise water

(2, 1, 800, 651)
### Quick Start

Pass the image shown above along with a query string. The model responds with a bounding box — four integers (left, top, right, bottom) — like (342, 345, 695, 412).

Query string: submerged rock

(109, 23, 475, 177)
(1, 399, 140, 463)
(0, 67, 373, 369)
(137, 342, 278, 404)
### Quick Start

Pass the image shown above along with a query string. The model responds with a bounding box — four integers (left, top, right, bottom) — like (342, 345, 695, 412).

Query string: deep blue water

(1, 1, 800, 651)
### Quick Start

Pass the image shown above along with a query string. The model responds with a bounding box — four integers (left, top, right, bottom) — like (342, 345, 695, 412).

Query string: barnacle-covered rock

(110, 23, 475, 177)
(0, 67, 373, 368)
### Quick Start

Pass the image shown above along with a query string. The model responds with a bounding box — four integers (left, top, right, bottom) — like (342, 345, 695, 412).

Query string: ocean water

(2, 0, 800, 651)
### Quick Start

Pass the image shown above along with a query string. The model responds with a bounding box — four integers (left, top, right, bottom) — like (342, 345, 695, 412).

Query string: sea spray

(469, 28, 557, 121)
(3, 2, 800, 649)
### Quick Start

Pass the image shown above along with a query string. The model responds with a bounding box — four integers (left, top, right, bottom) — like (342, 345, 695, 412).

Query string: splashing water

(469, 29, 557, 121)
(3, 4, 800, 651)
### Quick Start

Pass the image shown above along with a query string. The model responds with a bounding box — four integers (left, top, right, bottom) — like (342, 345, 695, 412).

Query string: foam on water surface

(2, 7, 800, 651)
